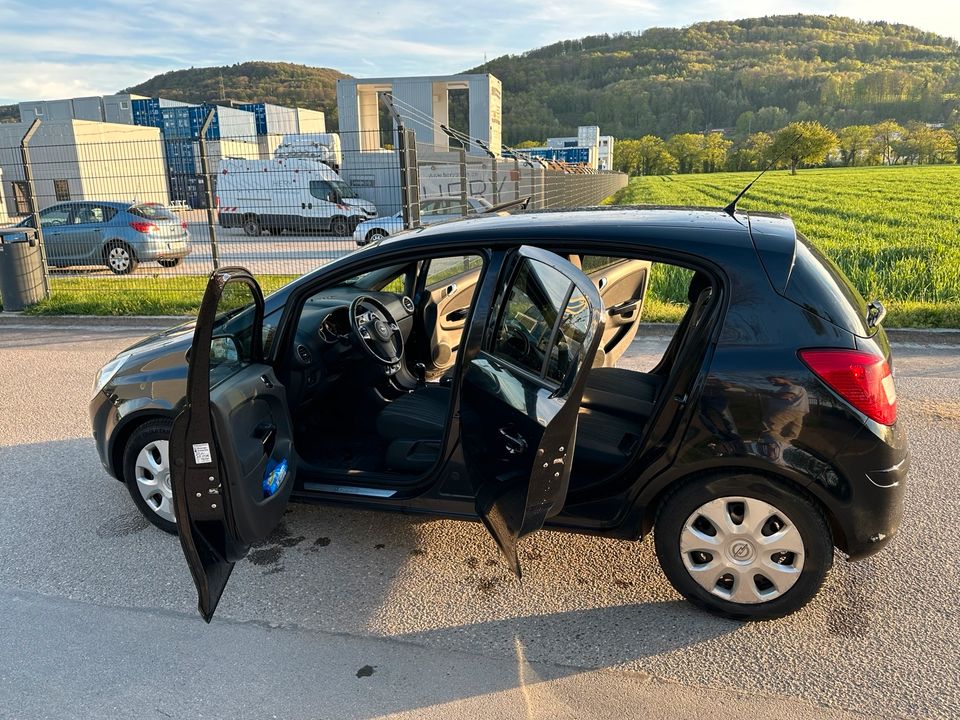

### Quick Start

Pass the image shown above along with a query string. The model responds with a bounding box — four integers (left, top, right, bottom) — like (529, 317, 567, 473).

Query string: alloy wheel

(679, 496, 804, 604)
(134, 439, 176, 524)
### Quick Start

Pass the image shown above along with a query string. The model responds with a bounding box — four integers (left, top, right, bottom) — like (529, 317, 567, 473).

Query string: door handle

(446, 307, 469, 322)
(499, 427, 527, 455)
(608, 299, 639, 317)
(254, 421, 277, 452)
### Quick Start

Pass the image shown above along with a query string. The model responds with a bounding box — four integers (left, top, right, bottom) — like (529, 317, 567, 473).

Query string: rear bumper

(135, 237, 191, 260)
(829, 420, 909, 560)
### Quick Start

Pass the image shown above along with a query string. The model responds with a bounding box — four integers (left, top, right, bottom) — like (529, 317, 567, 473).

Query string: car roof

(381, 205, 769, 249)
(52, 200, 132, 209)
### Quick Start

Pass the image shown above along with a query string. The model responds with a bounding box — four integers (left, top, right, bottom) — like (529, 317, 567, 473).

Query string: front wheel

(654, 474, 833, 620)
(122, 419, 177, 534)
(158, 258, 182, 268)
(365, 229, 389, 244)
(105, 242, 138, 275)
(330, 216, 350, 236)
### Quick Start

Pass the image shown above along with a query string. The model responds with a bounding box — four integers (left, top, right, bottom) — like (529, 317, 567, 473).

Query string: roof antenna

(723, 133, 802, 217)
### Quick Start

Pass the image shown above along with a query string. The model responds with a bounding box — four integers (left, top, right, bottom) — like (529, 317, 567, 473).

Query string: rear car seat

(572, 273, 714, 477)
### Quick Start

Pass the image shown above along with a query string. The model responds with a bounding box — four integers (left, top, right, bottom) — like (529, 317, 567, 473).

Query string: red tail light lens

(799, 349, 897, 425)
(129, 221, 157, 234)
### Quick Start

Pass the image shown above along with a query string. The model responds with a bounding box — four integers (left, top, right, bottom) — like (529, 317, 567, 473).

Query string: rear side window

(129, 204, 176, 221)
(785, 235, 871, 337)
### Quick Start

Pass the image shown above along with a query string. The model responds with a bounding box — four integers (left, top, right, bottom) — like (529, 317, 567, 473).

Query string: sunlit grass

(612, 165, 960, 326)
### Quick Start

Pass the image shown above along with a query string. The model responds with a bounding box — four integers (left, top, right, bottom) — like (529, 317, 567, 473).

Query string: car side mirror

(210, 335, 240, 364)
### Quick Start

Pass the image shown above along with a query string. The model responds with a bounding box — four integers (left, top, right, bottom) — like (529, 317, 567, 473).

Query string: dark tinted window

(129, 203, 176, 221)
(785, 234, 870, 337)
(492, 258, 574, 380)
(545, 288, 590, 383)
(581, 255, 623, 273)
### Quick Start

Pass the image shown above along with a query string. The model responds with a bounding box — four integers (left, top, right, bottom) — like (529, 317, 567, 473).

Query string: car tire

(366, 229, 389, 243)
(158, 258, 182, 268)
(654, 474, 832, 621)
(330, 216, 349, 236)
(105, 242, 139, 275)
(243, 216, 262, 236)
(122, 419, 177, 534)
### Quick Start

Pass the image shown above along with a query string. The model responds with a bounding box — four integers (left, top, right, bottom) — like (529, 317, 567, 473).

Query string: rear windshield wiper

(866, 300, 887, 329)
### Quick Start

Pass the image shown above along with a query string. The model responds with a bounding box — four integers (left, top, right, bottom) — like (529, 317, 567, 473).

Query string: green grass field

(612, 165, 960, 327)
(23, 275, 298, 316)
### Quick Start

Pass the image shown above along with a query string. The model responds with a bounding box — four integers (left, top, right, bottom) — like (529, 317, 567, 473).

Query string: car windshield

(129, 203, 176, 221)
(329, 180, 358, 199)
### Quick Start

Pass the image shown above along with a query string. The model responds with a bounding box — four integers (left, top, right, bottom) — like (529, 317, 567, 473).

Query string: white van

(217, 158, 377, 237)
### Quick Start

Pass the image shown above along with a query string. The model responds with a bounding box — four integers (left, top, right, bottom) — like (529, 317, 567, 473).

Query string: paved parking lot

(0, 322, 957, 719)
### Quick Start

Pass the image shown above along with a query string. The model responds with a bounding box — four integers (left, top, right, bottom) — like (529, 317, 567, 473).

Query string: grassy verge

(21, 275, 297, 316)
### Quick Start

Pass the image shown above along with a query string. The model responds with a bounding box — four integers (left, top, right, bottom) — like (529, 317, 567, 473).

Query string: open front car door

(170, 267, 296, 622)
(461, 246, 604, 576)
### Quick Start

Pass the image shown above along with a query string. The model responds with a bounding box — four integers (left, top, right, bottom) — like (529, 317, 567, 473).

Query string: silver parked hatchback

(13, 201, 191, 274)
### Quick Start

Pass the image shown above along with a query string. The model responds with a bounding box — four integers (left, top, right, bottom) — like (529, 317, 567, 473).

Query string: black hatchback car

(90, 207, 907, 622)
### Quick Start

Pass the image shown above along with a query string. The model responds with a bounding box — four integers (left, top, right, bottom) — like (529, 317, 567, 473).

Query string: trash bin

(0, 228, 49, 311)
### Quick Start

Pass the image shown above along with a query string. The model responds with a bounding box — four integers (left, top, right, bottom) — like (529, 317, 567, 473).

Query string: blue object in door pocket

(263, 458, 288, 498)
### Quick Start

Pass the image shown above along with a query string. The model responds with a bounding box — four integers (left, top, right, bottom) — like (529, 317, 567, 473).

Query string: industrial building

(337, 74, 501, 156)
(523, 126, 615, 171)
(336, 73, 504, 214)
(15, 94, 327, 209)
(0, 120, 169, 217)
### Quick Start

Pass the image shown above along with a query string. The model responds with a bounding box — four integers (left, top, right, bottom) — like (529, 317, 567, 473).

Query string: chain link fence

(0, 111, 626, 311)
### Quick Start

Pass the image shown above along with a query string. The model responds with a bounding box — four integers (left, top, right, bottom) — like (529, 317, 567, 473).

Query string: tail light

(129, 221, 157, 234)
(799, 349, 897, 425)
(181, 221, 188, 230)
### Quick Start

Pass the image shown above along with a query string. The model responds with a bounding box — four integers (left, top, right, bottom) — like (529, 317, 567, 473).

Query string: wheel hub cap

(134, 439, 176, 524)
(679, 496, 804, 605)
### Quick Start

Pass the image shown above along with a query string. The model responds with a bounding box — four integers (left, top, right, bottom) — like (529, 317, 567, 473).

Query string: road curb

(0, 312, 189, 330)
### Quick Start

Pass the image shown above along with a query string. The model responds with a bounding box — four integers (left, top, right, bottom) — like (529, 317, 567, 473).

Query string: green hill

(473, 15, 960, 143)
(4, 15, 959, 140)
(124, 61, 349, 126)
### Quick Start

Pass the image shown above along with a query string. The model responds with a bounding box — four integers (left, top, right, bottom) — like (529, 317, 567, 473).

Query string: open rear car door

(460, 247, 604, 576)
(170, 267, 297, 622)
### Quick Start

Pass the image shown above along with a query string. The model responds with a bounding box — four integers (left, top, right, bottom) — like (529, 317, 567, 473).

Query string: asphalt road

(0, 322, 957, 719)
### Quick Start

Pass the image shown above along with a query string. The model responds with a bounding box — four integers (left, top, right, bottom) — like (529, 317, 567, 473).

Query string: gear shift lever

(414, 362, 426, 388)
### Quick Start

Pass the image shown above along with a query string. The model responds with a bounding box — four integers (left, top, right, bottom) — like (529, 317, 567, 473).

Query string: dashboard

(285, 288, 416, 406)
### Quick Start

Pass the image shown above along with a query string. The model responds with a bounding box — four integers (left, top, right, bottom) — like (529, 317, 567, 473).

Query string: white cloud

(1, 0, 957, 103)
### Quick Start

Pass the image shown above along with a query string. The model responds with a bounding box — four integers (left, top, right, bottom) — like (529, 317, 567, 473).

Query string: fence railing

(0, 117, 626, 308)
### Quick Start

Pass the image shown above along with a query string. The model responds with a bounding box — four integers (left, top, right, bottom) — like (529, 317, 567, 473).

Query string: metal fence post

(458, 148, 469, 216)
(20, 119, 50, 297)
(514, 158, 521, 201)
(397, 127, 420, 229)
(491, 157, 499, 206)
(197, 109, 220, 270)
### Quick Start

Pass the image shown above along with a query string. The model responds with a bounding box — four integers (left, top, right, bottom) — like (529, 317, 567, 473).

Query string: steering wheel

(349, 295, 404, 365)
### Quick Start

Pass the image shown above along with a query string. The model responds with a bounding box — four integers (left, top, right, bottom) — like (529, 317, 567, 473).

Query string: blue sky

(1, 0, 957, 104)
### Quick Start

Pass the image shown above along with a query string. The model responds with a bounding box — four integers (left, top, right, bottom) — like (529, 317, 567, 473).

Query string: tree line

(610, 120, 960, 176)
(475, 15, 960, 145)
